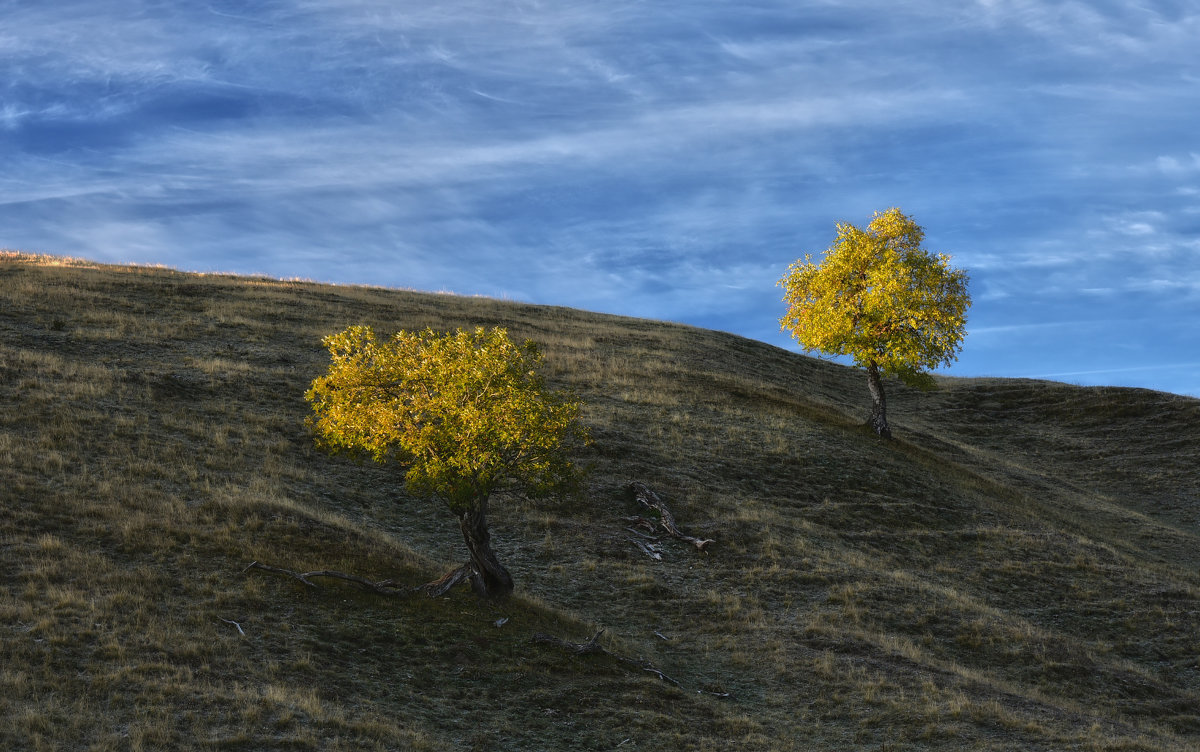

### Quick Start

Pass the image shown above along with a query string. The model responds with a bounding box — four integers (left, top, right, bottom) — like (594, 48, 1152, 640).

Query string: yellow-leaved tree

(306, 325, 588, 599)
(779, 208, 971, 438)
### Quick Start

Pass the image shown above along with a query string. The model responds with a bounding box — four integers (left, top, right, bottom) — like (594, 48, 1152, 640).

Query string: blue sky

(3, 1, 1199, 397)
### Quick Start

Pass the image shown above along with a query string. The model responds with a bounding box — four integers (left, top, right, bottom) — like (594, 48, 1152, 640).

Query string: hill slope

(2, 252, 1198, 751)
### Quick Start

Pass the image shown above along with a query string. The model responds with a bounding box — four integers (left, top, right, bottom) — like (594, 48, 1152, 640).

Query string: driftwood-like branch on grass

(244, 559, 491, 599)
(627, 481, 715, 553)
(532, 629, 681, 686)
(532, 629, 609, 656)
(626, 536, 663, 561)
(243, 561, 412, 597)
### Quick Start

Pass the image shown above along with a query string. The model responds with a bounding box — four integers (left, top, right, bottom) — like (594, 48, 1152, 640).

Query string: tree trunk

(866, 362, 892, 439)
(458, 499, 514, 599)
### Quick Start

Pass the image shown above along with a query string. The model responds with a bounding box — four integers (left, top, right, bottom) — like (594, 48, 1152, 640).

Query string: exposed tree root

(418, 563, 476, 597)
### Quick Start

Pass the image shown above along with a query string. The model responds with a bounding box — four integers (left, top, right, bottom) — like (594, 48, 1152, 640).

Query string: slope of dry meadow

(2, 252, 1198, 751)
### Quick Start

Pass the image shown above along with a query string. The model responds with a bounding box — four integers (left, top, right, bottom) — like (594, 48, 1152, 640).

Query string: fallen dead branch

(532, 629, 608, 656)
(243, 561, 413, 597)
(627, 536, 663, 561)
(532, 628, 682, 687)
(243, 559, 495, 598)
(626, 481, 715, 553)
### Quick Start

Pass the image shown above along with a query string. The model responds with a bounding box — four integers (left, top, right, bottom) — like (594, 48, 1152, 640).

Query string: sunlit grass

(2, 251, 1198, 750)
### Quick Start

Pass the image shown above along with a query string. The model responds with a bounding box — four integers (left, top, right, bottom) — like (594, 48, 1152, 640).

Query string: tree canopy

(779, 208, 970, 436)
(305, 324, 587, 597)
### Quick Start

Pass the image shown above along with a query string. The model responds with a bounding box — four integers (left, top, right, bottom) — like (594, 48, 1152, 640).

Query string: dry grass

(2, 250, 1198, 750)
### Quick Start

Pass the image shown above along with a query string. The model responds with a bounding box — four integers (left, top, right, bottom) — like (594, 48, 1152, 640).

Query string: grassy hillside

(2, 251, 1198, 751)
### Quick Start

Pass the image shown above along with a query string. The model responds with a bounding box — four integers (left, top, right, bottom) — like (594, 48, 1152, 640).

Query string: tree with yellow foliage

(779, 208, 971, 438)
(306, 325, 587, 599)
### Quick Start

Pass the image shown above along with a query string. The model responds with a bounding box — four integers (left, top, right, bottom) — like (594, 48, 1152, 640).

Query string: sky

(3, 1, 1199, 397)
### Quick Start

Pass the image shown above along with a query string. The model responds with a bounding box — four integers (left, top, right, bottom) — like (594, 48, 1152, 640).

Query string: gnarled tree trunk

(866, 362, 892, 439)
(457, 498, 514, 599)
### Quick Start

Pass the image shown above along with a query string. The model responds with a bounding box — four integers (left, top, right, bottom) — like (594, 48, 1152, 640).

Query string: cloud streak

(3, 0, 1199, 396)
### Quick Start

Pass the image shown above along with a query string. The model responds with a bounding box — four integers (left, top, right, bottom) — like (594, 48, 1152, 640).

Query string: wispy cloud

(3, 0, 1200, 396)
(1035, 362, 1200, 379)
(1156, 153, 1200, 176)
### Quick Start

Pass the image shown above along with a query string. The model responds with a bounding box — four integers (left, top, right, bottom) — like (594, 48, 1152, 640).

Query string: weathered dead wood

(627, 481, 715, 553)
(532, 629, 609, 655)
(640, 665, 681, 685)
(627, 536, 663, 561)
(244, 559, 500, 599)
(532, 628, 682, 687)
(418, 563, 475, 597)
(623, 522, 658, 538)
(243, 561, 412, 597)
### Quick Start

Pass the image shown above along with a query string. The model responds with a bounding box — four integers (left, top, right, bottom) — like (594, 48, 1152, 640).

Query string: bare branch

(627, 482, 715, 553)
(532, 629, 681, 687)
(641, 665, 681, 687)
(627, 537, 663, 561)
(243, 561, 411, 597)
(532, 629, 607, 655)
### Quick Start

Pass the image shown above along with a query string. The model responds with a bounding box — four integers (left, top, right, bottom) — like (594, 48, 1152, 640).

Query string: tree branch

(243, 561, 412, 597)
(531, 629, 682, 687)
(532, 628, 608, 656)
(627, 482, 715, 553)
